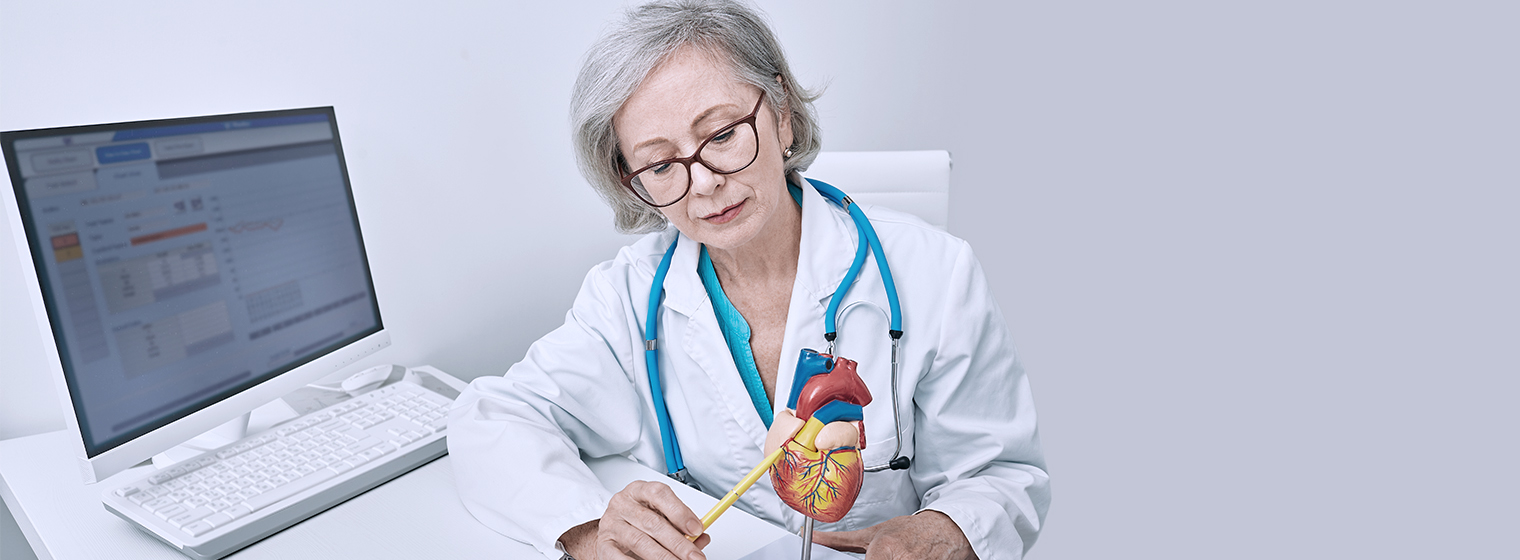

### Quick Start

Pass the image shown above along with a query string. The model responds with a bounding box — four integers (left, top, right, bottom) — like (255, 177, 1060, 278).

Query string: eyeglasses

(619, 95, 764, 208)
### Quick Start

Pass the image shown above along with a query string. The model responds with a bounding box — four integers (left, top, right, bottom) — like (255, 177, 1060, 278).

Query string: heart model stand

(692, 349, 872, 560)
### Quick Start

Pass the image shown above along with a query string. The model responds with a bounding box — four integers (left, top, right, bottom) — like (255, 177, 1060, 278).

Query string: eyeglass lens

(629, 121, 758, 206)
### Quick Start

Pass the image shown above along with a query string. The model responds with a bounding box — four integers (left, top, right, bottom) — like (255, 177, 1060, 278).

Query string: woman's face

(613, 47, 794, 252)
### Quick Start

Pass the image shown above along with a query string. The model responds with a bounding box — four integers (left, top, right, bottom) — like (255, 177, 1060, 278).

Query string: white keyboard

(102, 380, 454, 560)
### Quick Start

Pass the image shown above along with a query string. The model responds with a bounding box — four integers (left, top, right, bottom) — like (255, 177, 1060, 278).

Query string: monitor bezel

(1, 106, 389, 483)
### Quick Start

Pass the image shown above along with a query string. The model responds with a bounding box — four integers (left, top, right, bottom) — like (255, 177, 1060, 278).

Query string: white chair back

(803, 150, 952, 230)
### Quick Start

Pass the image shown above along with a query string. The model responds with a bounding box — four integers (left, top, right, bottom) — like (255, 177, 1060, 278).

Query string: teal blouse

(696, 185, 804, 429)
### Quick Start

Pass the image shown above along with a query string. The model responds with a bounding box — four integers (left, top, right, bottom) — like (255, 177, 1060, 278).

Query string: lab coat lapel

(666, 230, 774, 453)
(773, 179, 859, 419)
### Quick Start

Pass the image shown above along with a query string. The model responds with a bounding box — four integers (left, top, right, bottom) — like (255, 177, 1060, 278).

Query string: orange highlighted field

(130, 223, 207, 246)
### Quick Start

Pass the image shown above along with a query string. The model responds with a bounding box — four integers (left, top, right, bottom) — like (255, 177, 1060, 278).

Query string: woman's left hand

(811, 510, 977, 560)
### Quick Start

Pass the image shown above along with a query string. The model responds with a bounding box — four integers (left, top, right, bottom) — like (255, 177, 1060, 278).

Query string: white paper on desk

(739, 535, 858, 560)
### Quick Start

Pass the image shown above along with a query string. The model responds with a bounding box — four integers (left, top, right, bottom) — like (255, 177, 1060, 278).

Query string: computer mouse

(342, 364, 403, 394)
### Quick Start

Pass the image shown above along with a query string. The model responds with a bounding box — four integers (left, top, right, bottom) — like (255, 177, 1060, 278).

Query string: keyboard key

(242, 469, 337, 512)
(208, 499, 232, 511)
(184, 497, 209, 508)
(345, 437, 379, 453)
(129, 492, 154, 505)
(358, 449, 384, 462)
(182, 520, 216, 537)
(168, 506, 215, 528)
(155, 504, 187, 520)
(141, 497, 176, 512)
(202, 512, 234, 527)
(114, 486, 139, 497)
(222, 504, 253, 520)
(148, 472, 174, 485)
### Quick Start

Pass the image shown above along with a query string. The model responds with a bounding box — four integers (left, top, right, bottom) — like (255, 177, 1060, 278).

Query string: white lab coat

(448, 180, 1050, 559)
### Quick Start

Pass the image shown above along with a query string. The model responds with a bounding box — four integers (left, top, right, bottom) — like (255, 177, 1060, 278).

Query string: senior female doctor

(448, 2, 1049, 559)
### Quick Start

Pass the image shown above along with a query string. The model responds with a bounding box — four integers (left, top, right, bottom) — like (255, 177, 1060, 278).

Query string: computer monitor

(1, 107, 388, 483)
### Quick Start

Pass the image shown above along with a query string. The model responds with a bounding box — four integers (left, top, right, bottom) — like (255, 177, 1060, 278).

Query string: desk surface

(0, 422, 798, 559)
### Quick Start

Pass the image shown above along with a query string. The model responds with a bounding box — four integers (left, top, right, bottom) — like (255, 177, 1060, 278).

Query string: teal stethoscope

(644, 178, 912, 489)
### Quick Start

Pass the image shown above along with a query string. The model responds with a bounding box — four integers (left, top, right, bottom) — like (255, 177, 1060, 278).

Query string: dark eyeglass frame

(619, 95, 766, 208)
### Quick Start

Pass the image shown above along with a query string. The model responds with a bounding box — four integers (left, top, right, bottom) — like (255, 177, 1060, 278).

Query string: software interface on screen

(4, 110, 380, 457)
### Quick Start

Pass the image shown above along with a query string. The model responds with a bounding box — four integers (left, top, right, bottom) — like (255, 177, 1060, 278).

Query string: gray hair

(570, 0, 823, 234)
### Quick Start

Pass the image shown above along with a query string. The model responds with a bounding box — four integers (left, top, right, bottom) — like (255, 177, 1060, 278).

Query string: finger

(861, 532, 907, 560)
(622, 527, 697, 560)
(812, 529, 871, 554)
(631, 482, 705, 537)
(621, 501, 706, 560)
(693, 533, 711, 550)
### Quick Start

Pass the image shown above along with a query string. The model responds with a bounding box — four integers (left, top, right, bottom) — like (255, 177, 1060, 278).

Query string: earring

(784, 148, 794, 159)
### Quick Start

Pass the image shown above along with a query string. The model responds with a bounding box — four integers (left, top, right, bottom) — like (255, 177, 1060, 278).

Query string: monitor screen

(2, 107, 381, 458)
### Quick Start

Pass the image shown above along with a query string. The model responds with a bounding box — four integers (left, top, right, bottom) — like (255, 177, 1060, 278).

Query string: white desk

(0, 417, 807, 559)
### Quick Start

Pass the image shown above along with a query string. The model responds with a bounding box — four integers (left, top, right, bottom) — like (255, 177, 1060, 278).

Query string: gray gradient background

(2, 1, 1516, 559)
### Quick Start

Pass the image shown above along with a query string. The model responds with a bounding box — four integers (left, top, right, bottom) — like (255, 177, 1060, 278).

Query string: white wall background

(2, 1, 1516, 559)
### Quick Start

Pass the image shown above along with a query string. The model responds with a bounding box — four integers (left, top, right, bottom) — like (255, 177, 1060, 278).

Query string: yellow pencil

(688, 418, 825, 540)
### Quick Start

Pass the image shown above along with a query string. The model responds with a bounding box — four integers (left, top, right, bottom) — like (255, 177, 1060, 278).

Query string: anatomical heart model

(766, 349, 872, 523)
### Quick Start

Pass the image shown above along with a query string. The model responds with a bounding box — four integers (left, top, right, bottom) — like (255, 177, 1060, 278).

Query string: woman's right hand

(560, 480, 712, 560)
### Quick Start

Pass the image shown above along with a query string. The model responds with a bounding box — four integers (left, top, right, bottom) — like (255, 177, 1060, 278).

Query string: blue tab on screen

(96, 142, 152, 164)
(111, 114, 330, 142)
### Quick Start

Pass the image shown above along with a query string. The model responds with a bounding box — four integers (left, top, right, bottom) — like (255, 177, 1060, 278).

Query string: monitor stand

(152, 413, 249, 468)
(149, 398, 303, 468)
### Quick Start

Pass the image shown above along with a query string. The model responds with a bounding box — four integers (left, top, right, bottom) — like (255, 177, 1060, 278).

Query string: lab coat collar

(657, 177, 858, 318)
(793, 176, 861, 308)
